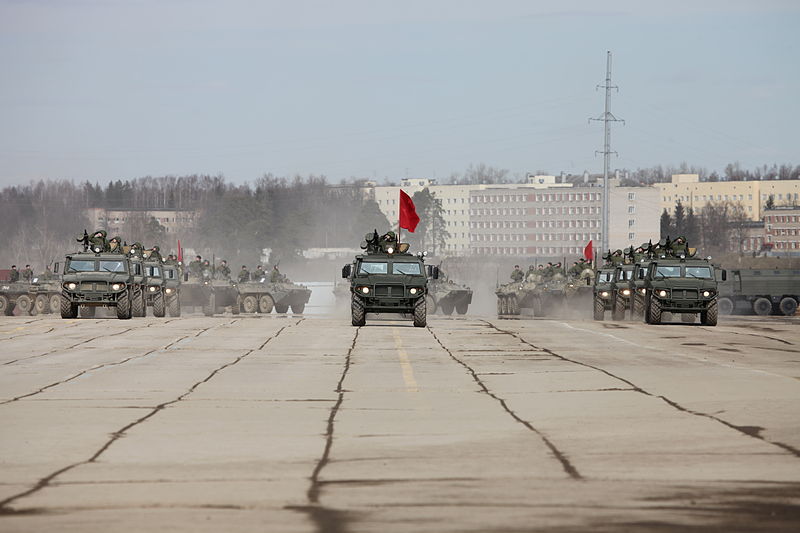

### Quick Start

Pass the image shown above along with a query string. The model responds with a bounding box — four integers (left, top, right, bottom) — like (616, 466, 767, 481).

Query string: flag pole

(398, 190, 401, 248)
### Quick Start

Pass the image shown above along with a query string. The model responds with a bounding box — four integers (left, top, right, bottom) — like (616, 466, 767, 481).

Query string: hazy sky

(1, 0, 798, 186)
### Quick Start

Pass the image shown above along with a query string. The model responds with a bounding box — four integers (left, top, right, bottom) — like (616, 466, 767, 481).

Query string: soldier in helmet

(217, 260, 231, 280)
(238, 265, 250, 283)
(201, 260, 212, 280)
(108, 236, 124, 253)
(672, 236, 689, 257)
(270, 264, 282, 283)
(254, 265, 266, 281)
(9, 265, 19, 282)
(380, 231, 397, 252)
(568, 261, 582, 278)
(147, 246, 163, 262)
(189, 255, 202, 277)
(510, 265, 524, 282)
(22, 264, 33, 282)
(89, 230, 108, 252)
(527, 265, 536, 279)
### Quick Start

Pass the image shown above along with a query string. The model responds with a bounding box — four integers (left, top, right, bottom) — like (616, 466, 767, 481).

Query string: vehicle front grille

(675, 289, 698, 299)
(79, 281, 108, 291)
(374, 285, 403, 297)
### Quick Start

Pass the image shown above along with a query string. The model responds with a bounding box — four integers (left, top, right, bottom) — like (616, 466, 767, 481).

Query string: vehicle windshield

(67, 260, 95, 272)
(99, 260, 127, 273)
(617, 270, 633, 281)
(147, 265, 162, 277)
(359, 261, 388, 274)
(655, 266, 681, 278)
(392, 262, 422, 275)
(164, 269, 176, 279)
(685, 266, 713, 279)
(597, 271, 613, 282)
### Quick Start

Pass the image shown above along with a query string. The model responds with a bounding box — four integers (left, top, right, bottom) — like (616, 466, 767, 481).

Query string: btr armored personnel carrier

(60, 252, 135, 319)
(342, 231, 434, 327)
(237, 278, 310, 314)
(592, 268, 616, 320)
(641, 257, 723, 326)
(717, 268, 800, 316)
(29, 270, 63, 315)
(0, 281, 33, 316)
(426, 266, 472, 315)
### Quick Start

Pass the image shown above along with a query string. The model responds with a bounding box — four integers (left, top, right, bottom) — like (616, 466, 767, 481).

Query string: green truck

(641, 257, 723, 326)
(717, 269, 800, 316)
(592, 267, 616, 321)
(60, 252, 135, 319)
(162, 263, 182, 316)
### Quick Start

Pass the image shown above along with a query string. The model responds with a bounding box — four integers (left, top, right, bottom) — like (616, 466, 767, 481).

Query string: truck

(641, 257, 723, 326)
(717, 268, 800, 316)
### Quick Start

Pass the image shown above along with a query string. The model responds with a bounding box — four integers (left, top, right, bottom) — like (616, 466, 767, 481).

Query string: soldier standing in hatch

(22, 265, 33, 282)
(189, 255, 202, 277)
(270, 265, 282, 283)
(108, 236, 123, 253)
(42, 265, 54, 281)
(510, 265, 524, 282)
(254, 265, 266, 281)
(217, 260, 231, 279)
(238, 265, 250, 283)
(89, 230, 109, 252)
(9, 265, 20, 282)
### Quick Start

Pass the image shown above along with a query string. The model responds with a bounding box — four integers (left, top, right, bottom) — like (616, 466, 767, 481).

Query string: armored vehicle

(342, 231, 434, 327)
(60, 252, 134, 319)
(631, 261, 652, 320)
(426, 266, 472, 315)
(127, 254, 147, 317)
(610, 264, 636, 321)
(641, 257, 723, 326)
(564, 274, 594, 311)
(180, 271, 214, 315)
(238, 278, 310, 314)
(208, 277, 240, 316)
(592, 268, 616, 320)
(495, 280, 543, 316)
(717, 268, 800, 316)
(0, 281, 33, 316)
(162, 263, 182, 316)
(29, 270, 63, 315)
(143, 260, 166, 317)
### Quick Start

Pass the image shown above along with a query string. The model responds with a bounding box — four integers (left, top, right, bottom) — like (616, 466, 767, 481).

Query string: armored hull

(237, 280, 311, 314)
(427, 280, 472, 315)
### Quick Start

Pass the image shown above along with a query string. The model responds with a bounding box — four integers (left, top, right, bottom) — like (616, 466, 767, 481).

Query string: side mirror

(341, 264, 351, 278)
(432, 266, 440, 280)
(586, 277, 591, 286)
(721, 270, 727, 282)
(183, 272, 189, 282)
(54, 262, 61, 274)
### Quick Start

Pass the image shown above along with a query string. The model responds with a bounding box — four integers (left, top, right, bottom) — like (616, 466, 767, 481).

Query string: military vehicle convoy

(592, 268, 616, 320)
(425, 265, 472, 315)
(162, 263, 182, 317)
(0, 281, 34, 316)
(717, 268, 800, 316)
(342, 230, 434, 327)
(610, 264, 636, 321)
(60, 252, 134, 319)
(495, 280, 541, 316)
(143, 260, 166, 317)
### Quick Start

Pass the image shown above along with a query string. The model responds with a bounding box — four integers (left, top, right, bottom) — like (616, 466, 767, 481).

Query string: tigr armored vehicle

(60, 252, 134, 319)
(641, 257, 723, 326)
(717, 268, 800, 316)
(631, 261, 652, 320)
(162, 263, 182, 316)
(592, 268, 616, 321)
(610, 264, 636, 321)
(143, 260, 166, 317)
(342, 231, 435, 327)
(126, 249, 147, 317)
(426, 266, 472, 315)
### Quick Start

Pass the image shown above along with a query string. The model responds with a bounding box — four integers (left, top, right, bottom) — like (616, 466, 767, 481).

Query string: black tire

(718, 297, 734, 316)
(258, 294, 274, 314)
(15, 295, 32, 316)
(290, 302, 305, 314)
(153, 292, 166, 317)
(116, 290, 132, 319)
(612, 296, 625, 321)
(132, 290, 145, 317)
(426, 295, 437, 315)
(632, 293, 644, 319)
(702, 300, 718, 326)
(440, 301, 454, 315)
(60, 293, 78, 319)
(413, 296, 426, 327)
(648, 296, 662, 325)
(0, 295, 11, 316)
(203, 293, 215, 316)
(351, 294, 366, 326)
(275, 303, 289, 313)
(681, 313, 696, 324)
(34, 295, 49, 315)
(167, 295, 181, 317)
(456, 302, 468, 315)
(779, 297, 798, 316)
(49, 294, 61, 314)
(242, 295, 258, 313)
(593, 297, 604, 321)
(496, 297, 503, 316)
(753, 297, 772, 316)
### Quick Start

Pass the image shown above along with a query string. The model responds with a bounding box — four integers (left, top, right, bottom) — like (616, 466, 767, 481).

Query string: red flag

(583, 240, 593, 261)
(399, 190, 420, 233)
(177, 240, 183, 263)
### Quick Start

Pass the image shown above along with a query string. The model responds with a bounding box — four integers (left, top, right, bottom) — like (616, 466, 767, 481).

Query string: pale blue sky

(1, 0, 798, 185)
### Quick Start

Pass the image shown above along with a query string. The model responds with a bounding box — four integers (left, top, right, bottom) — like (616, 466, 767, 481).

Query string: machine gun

(76, 230, 90, 252)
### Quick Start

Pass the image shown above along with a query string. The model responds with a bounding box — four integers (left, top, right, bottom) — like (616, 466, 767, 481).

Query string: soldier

(128, 242, 144, 257)
(217, 260, 231, 279)
(201, 260, 212, 280)
(254, 265, 266, 280)
(41, 265, 54, 281)
(569, 261, 582, 278)
(147, 246, 163, 262)
(270, 265, 282, 283)
(189, 255, 202, 277)
(510, 265, 524, 282)
(671, 236, 689, 257)
(526, 265, 536, 279)
(89, 230, 109, 252)
(22, 264, 33, 282)
(380, 231, 397, 252)
(238, 265, 250, 283)
(610, 249, 624, 266)
(9, 265, 19, 282)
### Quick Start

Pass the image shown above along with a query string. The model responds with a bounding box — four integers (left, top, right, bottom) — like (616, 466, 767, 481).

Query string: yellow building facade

(657, 174, 800, 221)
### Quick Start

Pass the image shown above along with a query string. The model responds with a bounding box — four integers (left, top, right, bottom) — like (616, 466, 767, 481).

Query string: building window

(628, 232, 635, 240)
(628, 192, 635, 201)
(628, 206, 635, 214)
(628, 219, 635, 227)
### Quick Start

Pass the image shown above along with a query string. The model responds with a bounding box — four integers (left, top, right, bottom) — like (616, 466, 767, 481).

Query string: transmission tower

(589, 51, 624, 255)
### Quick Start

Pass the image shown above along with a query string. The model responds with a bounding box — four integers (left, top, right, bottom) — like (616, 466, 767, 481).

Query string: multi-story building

(657, 174, 800, 221)
(469, 179, 660, 259)
(764, 206, 800, 254)
(85, 208, 198, 236)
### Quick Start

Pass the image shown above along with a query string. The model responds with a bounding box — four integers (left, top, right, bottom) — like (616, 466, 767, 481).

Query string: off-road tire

(496, 297, 503, 316)
(632, 294, 644, 319)
(456, 302, 468, 315)
(532, 296, 543, 317)
(779, 297, 798, 316)
(60, 293, 78, 319)
(593, 297, 604, 321)
(752, 297, 772, 316)
(167, 295, 181, 317)
(116, 290, 132, 319)
(258, 294, 274, 314)
(275, 304, 289, 313)
(701, 300, 718, 326)
(153, 293, 166, 317)
(351, 295, 366, 326)
(0, 295, 11, 316)
(681, 313, 696, 324)
(49, 294, 61, 314)
(612, 296, 625, 321)
(413, 296, 426, 327)
(203, 293, 215, 316)
(231, 296, 241, 315)
(242, 295, 258, 313)
(15, 295, 32, 316)
(718, 297, 734, 316)
(34, 294, 49, 315)
(290, 302, 305, 314)
(80, 306, 96, 318)
(132, 290, 145, 317)
(426, 295, 437, 315)
(440, 301, 454, 315)
(648, 297, 662, 325)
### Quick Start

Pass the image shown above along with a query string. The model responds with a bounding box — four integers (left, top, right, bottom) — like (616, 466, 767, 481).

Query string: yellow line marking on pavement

(393, 328, 419, 392)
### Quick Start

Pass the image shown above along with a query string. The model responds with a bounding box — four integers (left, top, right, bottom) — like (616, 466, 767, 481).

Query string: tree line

(660, 200, 752, 256)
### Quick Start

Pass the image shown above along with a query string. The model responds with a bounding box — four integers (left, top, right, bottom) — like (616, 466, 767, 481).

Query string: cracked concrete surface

(0, 314, 799, 532)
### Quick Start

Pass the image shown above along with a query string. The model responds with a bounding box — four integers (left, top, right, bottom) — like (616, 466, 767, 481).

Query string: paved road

(1, 313, 799, 532)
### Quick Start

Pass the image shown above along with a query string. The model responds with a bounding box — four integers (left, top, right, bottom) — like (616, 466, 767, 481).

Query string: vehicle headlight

(93, 246, 102, 253)
(149, 286, 157, 292)
(386, 247, 394, 254)
(360, 286, 370, 294)
(66, 282, 77, 290)
(639, 288, 646, 294)
(658, 290, 668, 298)
(165, 288, 173, 294)
(600, 291, 609, 298)
(703, 290, 711, 298)
(409, 287, 418, 295)
(111, 283, 122, 290)
(622, 289, 631, 296)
